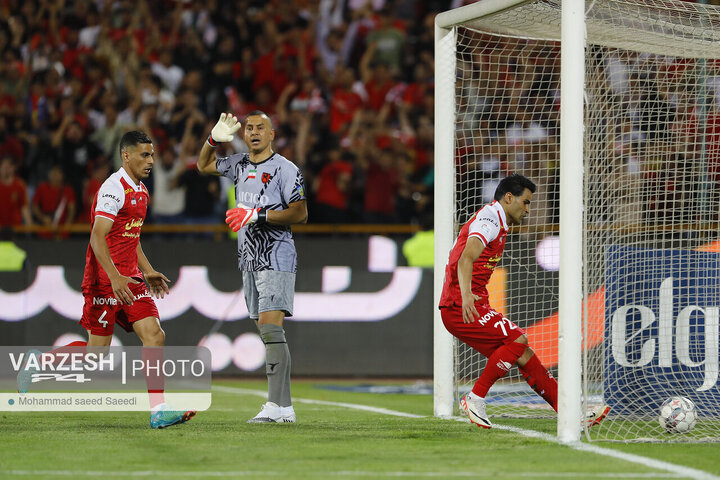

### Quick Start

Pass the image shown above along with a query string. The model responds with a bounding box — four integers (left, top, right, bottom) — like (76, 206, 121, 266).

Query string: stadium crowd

(0, 0, 455, 235)
(2, 0, 718, 238)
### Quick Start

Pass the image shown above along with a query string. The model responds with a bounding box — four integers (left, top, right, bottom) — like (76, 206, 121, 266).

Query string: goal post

(434, 0, 720, 443)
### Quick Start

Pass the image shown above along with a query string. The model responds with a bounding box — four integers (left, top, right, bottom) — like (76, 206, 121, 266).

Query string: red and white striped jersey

(81, 167, 149, 291)
(439, 201, 508, 307)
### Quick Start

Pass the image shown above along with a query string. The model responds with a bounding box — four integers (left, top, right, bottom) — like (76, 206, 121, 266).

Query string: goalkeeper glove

(207, 112, 241, 146)
(225, 203, 267, 232)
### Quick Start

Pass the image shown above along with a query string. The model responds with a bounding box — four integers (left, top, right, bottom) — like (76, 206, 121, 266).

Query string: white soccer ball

(658, 396, 697, 434)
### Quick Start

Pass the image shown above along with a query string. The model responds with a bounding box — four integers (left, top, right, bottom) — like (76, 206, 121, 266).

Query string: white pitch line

(213, 385, 424, 418)
(219, 385, 720, 480)
(0, 470, 687, 478)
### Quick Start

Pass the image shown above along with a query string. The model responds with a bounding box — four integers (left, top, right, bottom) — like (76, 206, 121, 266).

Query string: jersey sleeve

(94, 179, 125, 222)
(468, 212, 501, 246)
(216, 155, 239, 183)
(282, 163, 306, 204)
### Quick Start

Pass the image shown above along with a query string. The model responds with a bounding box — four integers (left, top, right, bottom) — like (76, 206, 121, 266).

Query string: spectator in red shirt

(329, 66, 365, 134)
(32, 164, 77, 237)
(360, 43, 397, 111)
(0, 156, 31, 227)
(313, 150, 354, 223)
(78, 162, 110, 223)
(362, 149, 399, 223)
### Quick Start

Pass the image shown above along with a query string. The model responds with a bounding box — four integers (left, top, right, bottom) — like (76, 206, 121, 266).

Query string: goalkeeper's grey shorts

(242, 270, 296, 319)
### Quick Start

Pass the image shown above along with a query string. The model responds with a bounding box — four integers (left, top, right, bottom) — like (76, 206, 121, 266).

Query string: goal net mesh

(451, 0, 720, 442)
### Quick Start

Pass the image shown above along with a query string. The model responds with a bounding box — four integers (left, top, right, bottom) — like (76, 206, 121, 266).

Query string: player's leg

(132, 315, 166, 408)
(127, 284, 195, 429)
(246, 270, 296, 423)
(132, 315, 195, 429)
(442, 306, 529, 428)
(516, 345, 558, 412)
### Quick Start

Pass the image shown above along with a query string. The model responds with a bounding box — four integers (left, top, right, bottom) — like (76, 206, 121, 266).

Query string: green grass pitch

(1, 379, 719, 480)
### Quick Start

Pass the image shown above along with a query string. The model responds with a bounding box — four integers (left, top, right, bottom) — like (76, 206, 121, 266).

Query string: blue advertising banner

(605, 246, 720, 415)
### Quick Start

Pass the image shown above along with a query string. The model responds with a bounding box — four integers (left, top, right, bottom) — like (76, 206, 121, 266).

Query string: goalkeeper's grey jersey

(216, 152, 306, 272)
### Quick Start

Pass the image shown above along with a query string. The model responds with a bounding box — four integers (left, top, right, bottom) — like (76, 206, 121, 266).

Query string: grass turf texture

(0, 379, 718, 479)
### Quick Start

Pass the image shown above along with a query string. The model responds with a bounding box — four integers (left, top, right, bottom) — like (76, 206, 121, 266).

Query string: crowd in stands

(0, 0, 448, 235)
(2, 0, 717, 240)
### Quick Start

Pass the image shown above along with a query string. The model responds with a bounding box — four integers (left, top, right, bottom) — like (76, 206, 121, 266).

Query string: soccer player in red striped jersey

(439, 173, 608, 429)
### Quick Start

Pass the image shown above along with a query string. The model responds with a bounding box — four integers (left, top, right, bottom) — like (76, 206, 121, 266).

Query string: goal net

(435, 0, 720, 442)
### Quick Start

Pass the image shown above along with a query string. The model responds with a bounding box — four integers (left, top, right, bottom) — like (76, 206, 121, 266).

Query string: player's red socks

(519, 353, 558, 411)
(142, 347, 166, 410)
(472, 341, 527, 398)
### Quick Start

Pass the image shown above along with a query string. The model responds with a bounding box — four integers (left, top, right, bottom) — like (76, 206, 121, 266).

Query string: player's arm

(225, 199, 308, 232)
(457, 236, 485, 323)
(136, 242, 170, 299)
(90, 217, 138, 305)
(198, 113, 242, 176)
(268, 199, 308, 225)
(197, 140, 220, 175)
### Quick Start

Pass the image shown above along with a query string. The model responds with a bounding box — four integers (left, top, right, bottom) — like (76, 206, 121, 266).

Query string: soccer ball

(658, 396, 697, 434)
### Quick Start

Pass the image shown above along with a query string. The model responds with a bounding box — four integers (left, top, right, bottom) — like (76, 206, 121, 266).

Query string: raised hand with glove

(207, 112, 242, 146)
(226, 203, 268, 232)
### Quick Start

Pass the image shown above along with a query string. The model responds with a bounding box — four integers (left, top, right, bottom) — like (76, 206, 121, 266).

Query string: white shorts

(242, 270, 296, 319)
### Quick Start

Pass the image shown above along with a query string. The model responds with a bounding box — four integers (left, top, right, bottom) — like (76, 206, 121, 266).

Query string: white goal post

(434, 0, 720, 443)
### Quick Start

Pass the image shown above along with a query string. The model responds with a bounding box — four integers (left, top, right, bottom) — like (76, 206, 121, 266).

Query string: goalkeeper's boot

(17, 349, 43, 394)
(150, 404, 196, 429)
(460, 392, 492, 429)
(247, 402, 296, 423)
(584, 404, 610, 428)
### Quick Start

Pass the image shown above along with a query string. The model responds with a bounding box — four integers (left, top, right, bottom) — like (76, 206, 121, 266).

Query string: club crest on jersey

(261, 172, 272, 184)
(248, 169, 257, 179)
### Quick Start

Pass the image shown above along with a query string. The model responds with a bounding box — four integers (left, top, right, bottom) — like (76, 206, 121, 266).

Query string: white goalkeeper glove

(207, 112, 241, 146)
(225, 203, 268, 232)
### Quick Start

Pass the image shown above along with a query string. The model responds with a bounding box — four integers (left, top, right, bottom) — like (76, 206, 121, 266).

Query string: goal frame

(433, 0, 586, 442)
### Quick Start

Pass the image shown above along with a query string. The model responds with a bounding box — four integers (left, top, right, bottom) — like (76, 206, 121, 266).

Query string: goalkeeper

(198, 111, 307, 423)
(439, 173, 609, 429)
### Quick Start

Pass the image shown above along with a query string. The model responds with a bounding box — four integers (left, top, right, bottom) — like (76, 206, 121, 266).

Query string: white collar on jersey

(119, 167, 143, 191)
(489, 200, 508, 229)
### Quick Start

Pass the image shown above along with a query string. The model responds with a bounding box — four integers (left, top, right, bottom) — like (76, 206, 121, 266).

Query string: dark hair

(246, 110, 273, 129)
(119, 130, 152, 155)
(493, 173, 536, 201)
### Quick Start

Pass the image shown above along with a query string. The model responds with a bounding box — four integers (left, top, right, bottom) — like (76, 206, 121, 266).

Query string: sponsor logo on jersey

(101, 193, 120, 203)
(237, 191, 270, 206)
(124, 188, 133, 194)
(297, 185, 305, 197)
(478, 223, 493, 236)
(125, 218, 143, 230)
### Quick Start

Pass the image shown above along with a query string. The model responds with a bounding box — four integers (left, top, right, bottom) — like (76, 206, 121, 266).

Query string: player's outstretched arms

(198, 113, 241, 175)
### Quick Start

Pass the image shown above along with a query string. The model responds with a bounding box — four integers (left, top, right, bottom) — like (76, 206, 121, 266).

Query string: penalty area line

(221, 385, 719, 480)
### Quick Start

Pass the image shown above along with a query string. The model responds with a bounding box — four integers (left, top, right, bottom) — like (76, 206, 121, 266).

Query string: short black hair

(246, 110, 273, 129)
(119, 131, 152, 155)
(494, 173, 536, 201)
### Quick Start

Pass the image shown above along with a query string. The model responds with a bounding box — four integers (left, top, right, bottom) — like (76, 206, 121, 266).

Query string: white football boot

(460, 392, 492, 429)
(247, 402, 296, 423)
